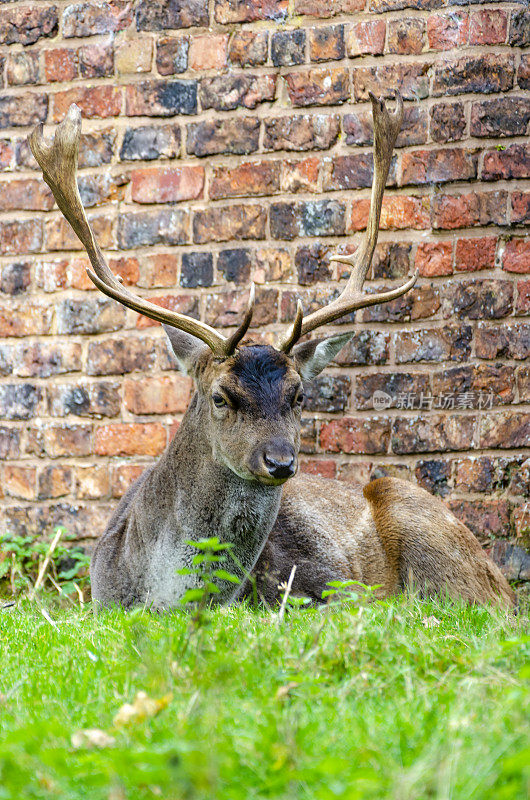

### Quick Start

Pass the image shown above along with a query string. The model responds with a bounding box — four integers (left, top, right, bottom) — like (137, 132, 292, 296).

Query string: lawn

(0, 594, 528, 800)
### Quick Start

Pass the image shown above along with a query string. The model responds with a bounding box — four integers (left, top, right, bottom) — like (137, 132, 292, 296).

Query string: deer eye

(212, 393, 227, 408)
(293, 391, 304, 407)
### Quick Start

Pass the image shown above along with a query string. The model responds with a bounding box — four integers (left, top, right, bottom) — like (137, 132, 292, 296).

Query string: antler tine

(278, 92, 418, 353)
(29, 104, 253, 359)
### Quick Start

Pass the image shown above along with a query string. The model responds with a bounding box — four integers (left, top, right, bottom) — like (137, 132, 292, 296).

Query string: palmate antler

(29, 95, 416, 359)
(28, 104, 253, 359)
(278, 92, 418, 352)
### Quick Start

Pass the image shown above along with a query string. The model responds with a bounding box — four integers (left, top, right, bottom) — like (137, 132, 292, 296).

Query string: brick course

(0, 0, 528, 581)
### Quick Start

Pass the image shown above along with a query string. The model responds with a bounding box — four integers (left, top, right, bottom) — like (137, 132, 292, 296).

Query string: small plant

(0, 527, 90, 600)
(322, 579, 381, 607)
(177, 537, 240, 627)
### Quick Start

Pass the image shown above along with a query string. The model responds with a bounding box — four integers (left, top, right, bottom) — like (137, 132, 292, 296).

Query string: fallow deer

(28, 95, 515, 610)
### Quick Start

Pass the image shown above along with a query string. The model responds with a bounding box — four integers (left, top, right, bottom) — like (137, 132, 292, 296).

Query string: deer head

(29, 95, 416, 486)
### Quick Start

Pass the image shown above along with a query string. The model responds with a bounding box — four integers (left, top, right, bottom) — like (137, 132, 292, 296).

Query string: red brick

(347, 20, 386, 56)
(512, 192, 530, 225)
(44, 48, 78, 82)
(3, 466, 36, 501)
(193, 204, 267, 244)
(281, 157, 320, 194)
(0, 219, 43, 256)
(388, 18, 425, 55)
(449, 499, 511, 544)
(469, 10, 508, 45)
(502, 239, 530, 274)
(482, 144, 530, 182)
(517, 280, 530, 315)
(264, 114, 339, 152)
(210, 161, 281, 200)
(392, 414, 477, 455)
(401, 148, 477, 187)
(378, 196, 430, 231)
(52, 86, 122, 122)
(0, 179, 53, 212)
(300, 459, 337, 479)
(140, 253, 179, 289)
(38, 465, 72, 500)
(285, 67, 350, 107)
(352, 63, 430, 102)
(124, 375, 192, 415)
(320, 417, 391, 455)
(432, 193, 479, 230)
(415, 242, 453, 277)
(0, 5, 58, 46)
(135, 295, 198, 329)
(455, 237, 497, 272)
(309, 25, 345, 62)
(95, 423, 166, 457)
(427, 12, 468, 51)
(111, 465, 147, 498)
(189, 34, 228, 70)
(131, 166, 204, 204)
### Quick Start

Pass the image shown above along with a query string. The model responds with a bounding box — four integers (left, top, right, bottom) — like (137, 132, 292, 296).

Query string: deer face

(164, 328, 353, 486)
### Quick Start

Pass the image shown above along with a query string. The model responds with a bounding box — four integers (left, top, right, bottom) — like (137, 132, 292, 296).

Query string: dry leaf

(71, 728, 116, 749)
(275, 682, 299, 700)
(422, 615, 441, 629)
(113, 691, 173, 728)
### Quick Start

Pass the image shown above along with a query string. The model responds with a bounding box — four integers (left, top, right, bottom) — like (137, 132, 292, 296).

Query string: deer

(28, 95, 515, 611)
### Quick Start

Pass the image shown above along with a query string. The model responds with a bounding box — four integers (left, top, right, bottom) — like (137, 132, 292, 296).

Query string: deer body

(29, 96, 516, 611)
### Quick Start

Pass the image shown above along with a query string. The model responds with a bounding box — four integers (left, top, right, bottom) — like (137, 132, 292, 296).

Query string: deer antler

(28, 104, 254, 359)
(278, 92, 418, 352)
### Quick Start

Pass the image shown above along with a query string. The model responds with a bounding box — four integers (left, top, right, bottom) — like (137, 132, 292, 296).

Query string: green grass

(0, 596, 528, 800)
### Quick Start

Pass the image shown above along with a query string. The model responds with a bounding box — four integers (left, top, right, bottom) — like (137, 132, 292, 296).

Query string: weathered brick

(361, 284, 440, 324)
(0, 141, 14, 170)
(180, 252, 213, 288)
(14, 342, 82, 379)
(38, 465, 72, 500)
(304, 375, 351, 413)
(415, 459, 451, 497)
(111, 465, 146, 498)
(517, 365, 530, 403)
(388, 18, 425, 54)
(415, 242, 453, 277)
(0, 220, 43, 256)
(352, 63, 430, 101)
(309, 25, 344, 62)
(509, 9, 530, 46)
(205, 287, 278, 327)
(0, 262, 31, 295)
(48, 381, 121, 418)
(214, 0, 288, 24)
(131, 166, 204, 204)
(449, 499, 511, 544)
(370, 243, 412, 280)
(300, 459, 337, 480)
(433, 364, 515, 406)
(46, 213, 113, 252)
(482, 144, 530, 182)
(139, 253, 179, 289)
(86, 336, 156, 376)
(323, 153, 374, 191)
(427, 11, 468, 50)
(347, 20, 385, 56)
(481, 412, 530, 450)
(187, 118, 260, 157)
(401, 148, 477, 187)
(200, 74, 276, 111)
(320, 417, 390, 454)
(392, 413, 477, 454)
(3, 466, 36, 501)
(491, 541, 530, 581)
(430, 102, 466, 143)
(124, 375, 192, 415)
(0, 5, 58, 46)
(432, 54, 514, 96)
(63, 1, 131, 37)
(369, 0, 443, 10)
(442, 279, 513, 320)
(6, 52, 41, 86)
(0, 385, 43, 421)
(135, 295, 198, 329)
(95, 423, 166, 457)
(190, 34, 228, 71)
(345, 106, 428, 148)
(295, 244, 331, 285)
(296, 0, 364, 15)
(118, 209, 189, 248)
(156, 36, 189, 75)
(285, 67, 350, 107)
(272, 29, 306, 66)
(338, 462, 372, 485)
(229, 31, 268, 67)
(136, 0, 208, 30)
(211, 161, 281, 201)
(0, 300, 52, 337)
(512, 192, 530, 225)
(517, 56, 530, 91)
(33, 424, 93, 459)
(355, 372, 431, 411)
(193, 204, 267, 244)
(0, 93, 48, 128)
(253, 248, 292, 284)
(0, 427, 21, 460)
(455, 237, 497, 272)
(218, 249, 252, 284)
(281, 157, 320, 194)
(78, 43, 114, 79)
(75, 466, 109, 500)
(475, 323, 530, 361)
(335, 331, 390, 367)
(432, 191, 507, 230)
(469, 9, 508, 45)
(264, 114, 339, 152)
(120, 124, 181, 162)
(44, 48, 77, 82)
(517, 280, 530, 316)
(126, 80, 197, 117)
(377, 196, 430, 230)
(271, 199, 345, 239)
(52, 86, 122, 122)
(502, 239, 530, 275)
(394, 324, 472, 364)
(470, 97, 530, 138)
(56, 298, 126, 335)
(115, 38, 153, 75)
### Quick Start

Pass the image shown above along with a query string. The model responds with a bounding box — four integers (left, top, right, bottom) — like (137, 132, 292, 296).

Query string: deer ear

(163, 326, 210, 375)
(292, 332, 352, 382)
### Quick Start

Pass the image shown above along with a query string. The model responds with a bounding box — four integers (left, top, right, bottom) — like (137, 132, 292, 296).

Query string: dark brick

(322, 153, 375, 191)
(156, 36, 189, 75)
(392, 413, 477, 454)
(56, 298, 126, 336)
(449, 499, 511, 544)
(475, 323, 530, 361)
(136, 0, 208, 30)
(48, 381, 120, 418)
(481, 412, 530, 450)
(126, 80, 197, 117)
(14, 342, 82, 379)
(482, 144, 530, 181)
(433, 54, 514, 96)
(371, 243, 412, 280)
(395, 324, 472, 364)
(229, 31, 268, 67)
(355, 372, 431, 411)
(78, 43, 114, 78)
(0, 5, 58, 45)
(509, 9, 530, 46)
(0, 262, 31, 295)
(87, 337, 156, 376)
(264, 114, 339, 152)
(309, 25, 345, 62)
(285, 67, 350, 107)
(187, 118, 260, 157)
(0, 93, 48, 128)
(433, 364, 515, 406)
(295, 244, 332, 285)
(205, 287, 278, 328)
(491, 541, 530, 582)
(304, 375, 351, 413)
(200, 74, 276, 111)
(271, 29, 306, 66)
(181, 252, 213, 288)
(360, 284, 439, 324)
(270, 199, 345, 240)
(334, 331, 390, 366)
(512, 192, 530, 225)
(430, 102, 466, 143)
(120, 124, 180, 162)
(401, 148, 477, 186)
(471, 97, 530, 138)
(119, 209, 189, 249)
(218, 249, 252, 284)
(415, 459, 451, 497)
(0, 385, 43, 420)
(442, 280, 513, 320)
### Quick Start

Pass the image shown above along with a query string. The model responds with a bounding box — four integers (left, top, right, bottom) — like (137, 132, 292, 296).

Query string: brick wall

(0, 0, 528, 581)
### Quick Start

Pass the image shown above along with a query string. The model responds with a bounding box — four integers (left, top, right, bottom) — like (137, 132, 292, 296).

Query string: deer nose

(263, 451, 296, 480)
